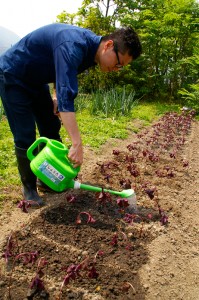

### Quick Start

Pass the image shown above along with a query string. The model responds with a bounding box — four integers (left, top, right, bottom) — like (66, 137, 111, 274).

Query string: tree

(116, 0, 199, 100)
(55, 0, 199, 101)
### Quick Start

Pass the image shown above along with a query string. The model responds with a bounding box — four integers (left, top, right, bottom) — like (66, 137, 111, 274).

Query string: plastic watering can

(27, 137, 136, 201)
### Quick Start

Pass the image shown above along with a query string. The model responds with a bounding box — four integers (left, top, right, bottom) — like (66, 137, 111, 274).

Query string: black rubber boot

(15, 146, 44, 206)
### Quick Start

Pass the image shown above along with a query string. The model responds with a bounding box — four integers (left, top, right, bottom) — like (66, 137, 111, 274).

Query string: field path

(139, 120, 199, 299)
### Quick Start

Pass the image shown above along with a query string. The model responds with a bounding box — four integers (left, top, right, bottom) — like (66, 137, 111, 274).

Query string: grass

(76, 113, 132, 147)
(131, 101, 181, 123)
(0, 117, 20, 205)
(0, 99, 182, 207)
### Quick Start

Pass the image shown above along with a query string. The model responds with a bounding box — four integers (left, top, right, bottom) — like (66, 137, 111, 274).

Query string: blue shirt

(0, 24, 101, 112)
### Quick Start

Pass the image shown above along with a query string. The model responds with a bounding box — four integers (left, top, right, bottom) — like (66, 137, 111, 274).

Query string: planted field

(0, 111, 199, 300)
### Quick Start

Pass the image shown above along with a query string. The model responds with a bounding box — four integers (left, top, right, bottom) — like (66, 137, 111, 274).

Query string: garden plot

(0, 111, 199, 300)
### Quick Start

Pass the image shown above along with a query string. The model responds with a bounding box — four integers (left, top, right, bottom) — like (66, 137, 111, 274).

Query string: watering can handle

(27, 137, 49, 161)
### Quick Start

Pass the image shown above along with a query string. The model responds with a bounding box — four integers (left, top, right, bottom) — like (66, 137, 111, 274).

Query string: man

(0, 23, 142, 205)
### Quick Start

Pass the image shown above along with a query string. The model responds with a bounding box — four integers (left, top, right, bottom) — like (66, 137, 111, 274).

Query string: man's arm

(59, 111, 83, 167)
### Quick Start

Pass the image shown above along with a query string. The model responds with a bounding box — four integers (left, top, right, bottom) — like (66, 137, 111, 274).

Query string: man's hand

(68, 142, 83, 168)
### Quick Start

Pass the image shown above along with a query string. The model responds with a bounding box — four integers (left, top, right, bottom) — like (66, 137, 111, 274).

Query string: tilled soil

(0, 112, 199, 300)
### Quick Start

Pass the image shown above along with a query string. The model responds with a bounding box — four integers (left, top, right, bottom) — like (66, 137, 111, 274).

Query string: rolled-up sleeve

(54, 41, 84, 112)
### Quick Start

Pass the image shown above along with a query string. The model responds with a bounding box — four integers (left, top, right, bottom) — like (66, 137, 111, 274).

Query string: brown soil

(0, 112, 199, 300)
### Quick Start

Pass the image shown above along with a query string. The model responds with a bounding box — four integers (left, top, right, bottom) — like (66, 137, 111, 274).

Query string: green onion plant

(89, 87, 138, 118)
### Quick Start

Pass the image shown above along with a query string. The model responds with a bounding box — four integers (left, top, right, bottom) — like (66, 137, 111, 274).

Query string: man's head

(95, 27, 142, 72)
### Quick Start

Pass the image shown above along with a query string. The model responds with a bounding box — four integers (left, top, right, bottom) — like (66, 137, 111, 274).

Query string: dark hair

(101, 27, 142, 60)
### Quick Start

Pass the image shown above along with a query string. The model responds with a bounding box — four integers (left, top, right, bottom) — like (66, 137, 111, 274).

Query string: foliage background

(57, 0, 199, 111)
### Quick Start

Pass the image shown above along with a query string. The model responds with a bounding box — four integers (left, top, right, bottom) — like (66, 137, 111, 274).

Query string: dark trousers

(0, 71, 61, 149)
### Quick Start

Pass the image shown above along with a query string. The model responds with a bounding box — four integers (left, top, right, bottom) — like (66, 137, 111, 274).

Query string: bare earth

(0, 113, 199, 300)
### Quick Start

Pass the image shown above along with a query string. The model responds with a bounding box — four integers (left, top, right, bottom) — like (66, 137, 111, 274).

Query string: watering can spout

(73, 181, 135, 199)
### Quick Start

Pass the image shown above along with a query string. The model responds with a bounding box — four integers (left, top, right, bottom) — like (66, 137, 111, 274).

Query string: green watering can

(27, 137, 136, 199)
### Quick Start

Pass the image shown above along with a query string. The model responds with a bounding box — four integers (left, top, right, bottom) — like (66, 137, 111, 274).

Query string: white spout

(73, 181, 81, 189)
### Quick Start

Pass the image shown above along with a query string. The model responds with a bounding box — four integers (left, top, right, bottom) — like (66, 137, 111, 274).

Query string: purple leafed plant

(87, 265, 99, 278)
(127, 164, 140, 177)
(109, 231, 132, 249)
(117, 198, 130, 214)
(110, 233, 118, 247)
(104, 173, 112, 183)
(30, 274, 45, 291)
(17, 199, 39, 213)
(113, 149, 120, 155)
(123, 213, 143, 224)
(59, 263, 82, 299)
(181, 159, 189, 167)
(119, 178, 132, 189)
(125, 154, 136, 163)
(127, 143, 138, 152)
(65, 194, 77, 203)
(145, 187, 168, 226)
(158, 207, 169, 225)
(120, 281, 136, 294)
(144, 187, 157, 200)
(15, 251, 39, 265)
(117, 198, 129, 209)
(8, 251, 40, 298)
(169, 152, 176, 159)
(95, 189, 112, 206)
(97, 161, 118, 175)
(29, 257, 48, 294)
(87, 250, 104, 279)
(2, 232, 19, 263)
(59, 252, 103, 299)
(76, 211, 96, 224)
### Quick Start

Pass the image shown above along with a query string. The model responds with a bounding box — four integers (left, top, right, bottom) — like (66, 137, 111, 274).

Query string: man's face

(98, 40, 132, 72)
